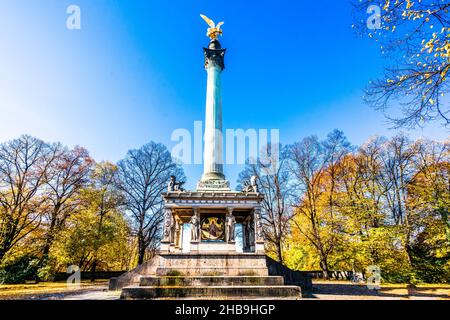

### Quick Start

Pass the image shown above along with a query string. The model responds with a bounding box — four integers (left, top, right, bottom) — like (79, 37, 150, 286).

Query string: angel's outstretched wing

(216, 21, 224, 29)
(200, 14, 215, 28)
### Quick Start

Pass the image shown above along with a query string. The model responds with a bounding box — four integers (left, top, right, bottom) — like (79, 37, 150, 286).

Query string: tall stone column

(198, 40, 230, 191)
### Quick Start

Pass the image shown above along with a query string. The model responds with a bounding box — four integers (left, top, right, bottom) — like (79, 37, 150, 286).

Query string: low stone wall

(109, 255, 160, 291)
(54, 271, 126, 282)
(266, 256, 313, 292)
(308, 270, 364, 281)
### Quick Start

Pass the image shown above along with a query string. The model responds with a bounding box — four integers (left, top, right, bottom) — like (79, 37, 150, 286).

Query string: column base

(197, 178, 230, 191)
(255, 241, 265, 254)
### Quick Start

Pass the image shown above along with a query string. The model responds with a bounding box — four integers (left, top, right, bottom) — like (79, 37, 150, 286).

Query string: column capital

(204, 47, 226, 70)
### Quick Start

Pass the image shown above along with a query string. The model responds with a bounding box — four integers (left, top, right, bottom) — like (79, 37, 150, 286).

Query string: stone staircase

(120, 276, 302, 300)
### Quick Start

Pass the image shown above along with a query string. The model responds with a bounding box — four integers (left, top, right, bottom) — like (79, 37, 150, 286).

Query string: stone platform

(121, 276, 301, 300)
(140, 276, 284, 286)
(156, 253, 269, 276)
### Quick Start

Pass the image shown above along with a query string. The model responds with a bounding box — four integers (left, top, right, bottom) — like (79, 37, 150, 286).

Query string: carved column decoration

(163, 208, 174, 243)
(190, 208, 200, 243)
(244, 214, 254, 251)
(254, 208, 264, 242)
(174, 217, 181, 247)
(226, 208, 236, 243)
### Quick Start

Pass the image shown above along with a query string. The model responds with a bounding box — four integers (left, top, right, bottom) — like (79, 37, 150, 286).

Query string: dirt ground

(0, 281, 109, 300)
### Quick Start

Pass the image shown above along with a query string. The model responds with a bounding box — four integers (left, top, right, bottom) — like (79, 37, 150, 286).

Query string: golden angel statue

(200, 14, 224, 40)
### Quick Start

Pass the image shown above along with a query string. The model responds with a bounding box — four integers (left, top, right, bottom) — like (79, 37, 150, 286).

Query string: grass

(0, 280, 108, 299)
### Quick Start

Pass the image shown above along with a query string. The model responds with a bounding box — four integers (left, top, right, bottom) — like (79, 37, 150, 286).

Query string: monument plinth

(157, 190, 267, 276)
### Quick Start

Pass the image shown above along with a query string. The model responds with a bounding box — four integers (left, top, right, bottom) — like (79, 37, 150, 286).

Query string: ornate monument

(114, 16, 305, 298)
(157, 16, 266, 275)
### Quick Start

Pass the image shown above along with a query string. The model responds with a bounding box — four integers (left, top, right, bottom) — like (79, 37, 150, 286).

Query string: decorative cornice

(163, 191, 264, 202)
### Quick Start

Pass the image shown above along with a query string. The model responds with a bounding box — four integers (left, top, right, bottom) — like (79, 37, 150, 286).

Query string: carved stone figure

(254, 209, 264, 241)
(190, 212, 200, 242)
(174, 219, 181, 247)
(168, 176, 186, 192)
(244, 215, 255, 250)
(226, 211, 236, 242)
(242, 175, 259, 193)
(250, 175, 258, 193)
(163, 209, 174, 243)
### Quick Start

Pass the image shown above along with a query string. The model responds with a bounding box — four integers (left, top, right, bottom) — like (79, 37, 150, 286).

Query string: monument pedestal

(121, 275, 301, 300)
(156, 191, 269, 276)
(156, 253, 269, 276)
(115, 190, 304, 299)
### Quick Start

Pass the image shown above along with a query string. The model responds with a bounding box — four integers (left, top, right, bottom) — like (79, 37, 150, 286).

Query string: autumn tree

(0, 136, 57, 263)
(353, 0, 450, 127)
(82, 162, 125, 277)
(406, 139, 450, 282)
(38, 145, 94, 274)
(117, 142, 184, 265)
(237, 144, 294, 264)
(52, 199, 132, 272)
(378, 134, 421, 267)
(288, 134, 344, 279)
(321, 130, 353, 240)
(332, 137, 411, 280)
(338, 137, 389, 269)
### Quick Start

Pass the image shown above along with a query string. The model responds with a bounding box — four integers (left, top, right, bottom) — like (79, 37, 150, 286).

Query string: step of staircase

(140, 276, 284, 287)
(121, 285, 302, 300)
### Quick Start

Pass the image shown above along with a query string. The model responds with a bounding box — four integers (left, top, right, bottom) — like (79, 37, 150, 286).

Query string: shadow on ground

(303, 282, 450, 300)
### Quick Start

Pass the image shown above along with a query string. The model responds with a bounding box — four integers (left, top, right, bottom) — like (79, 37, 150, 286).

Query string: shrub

(0, 255, 40, 284)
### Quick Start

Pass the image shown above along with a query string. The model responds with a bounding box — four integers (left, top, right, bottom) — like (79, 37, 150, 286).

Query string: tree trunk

(320, 257, 330, 280)
(276, 238, 283, 265)
(137, 233, 145, 265)
(39, 211, 58, 268)
(90, 260, 97, 282)
(0, 249, 6, 263)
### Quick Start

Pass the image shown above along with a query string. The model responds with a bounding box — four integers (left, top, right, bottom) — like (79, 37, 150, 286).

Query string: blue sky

(0, 0, 447, 189)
